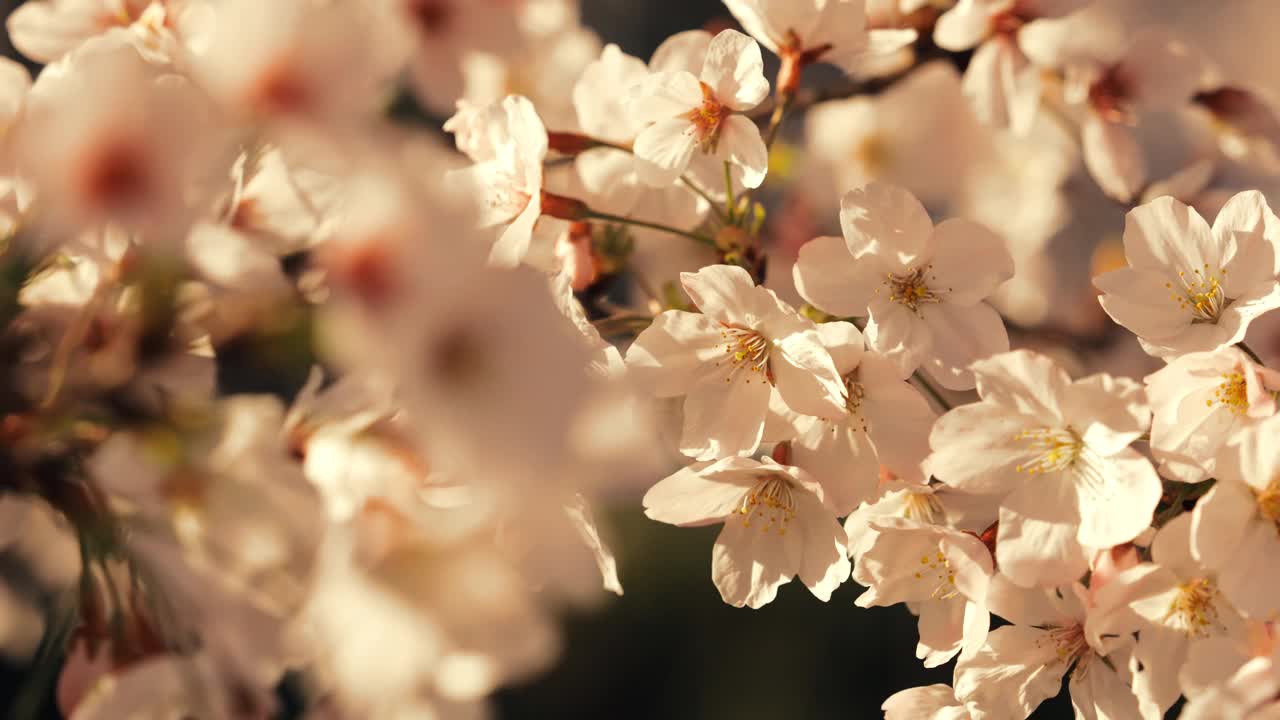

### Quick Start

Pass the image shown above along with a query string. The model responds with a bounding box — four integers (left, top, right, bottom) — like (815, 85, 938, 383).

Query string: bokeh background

(5, 0, 1280, 718)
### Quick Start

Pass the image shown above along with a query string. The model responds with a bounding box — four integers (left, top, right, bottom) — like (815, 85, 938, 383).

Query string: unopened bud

(715, 226, 751, 253)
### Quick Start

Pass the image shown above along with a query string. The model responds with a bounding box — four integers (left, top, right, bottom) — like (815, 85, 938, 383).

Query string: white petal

(643, 460, 755, 527)
(625, 310, 726, 397)
(680, 371, 772, 459)
(633, 117, 698, 187)
(712, 506, 799, 608)
(1083, 113, 1147, 203)
(997, 479, 1090, 588)
(792, 235, 881, 317)
(699, 29, 770, 111)
(927, 219, 1015, 306)
(919, 301, 1010, 391)
(1073, 449, 1161, 548)
(954, 625, 1067, 719)
(719, 114, 768, 189)
(771, 330, 846, 419)
(840, 181, 934, 267)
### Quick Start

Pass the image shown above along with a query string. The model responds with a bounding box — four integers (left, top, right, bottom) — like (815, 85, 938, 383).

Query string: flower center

(1210, 371, 1249, 415)
(1014, 427, 1083, 474)
(1167, 264, 1228, 323)
(843, 376, 869, 431)
(716, 326, 771, 384)
(1039, 622, 1090, 669)
(901, 491, 943, 524)
(912, 546, 959, 600)
(683, 82, 729, 154)
(736, 474, 797, 535)
(881, 266, 941, 313)
(1164, 578, 1222, 638)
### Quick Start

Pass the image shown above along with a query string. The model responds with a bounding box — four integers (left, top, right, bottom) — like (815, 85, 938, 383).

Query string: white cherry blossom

(928, 350, 1161, 587)
(446, 95, 552, 266)
(722, 0, 916, 84)
(628, 29, 770, 189)
(1094, 191, 1280, 358)
(1088, 514, 1247, 714)
(787, 321, 936, 515)
(1145, 347, 1280, 483)
(625, 264, 845, 460)
(853, 517, 993, 668)
(792, 182, 1014, 390)
(933, 0, 1090, 134)
(643, 455, 850, 608)
(1190, 414, 1280, 620)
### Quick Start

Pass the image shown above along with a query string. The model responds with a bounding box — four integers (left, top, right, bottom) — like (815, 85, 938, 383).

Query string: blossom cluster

(0, 0, 1277, 719)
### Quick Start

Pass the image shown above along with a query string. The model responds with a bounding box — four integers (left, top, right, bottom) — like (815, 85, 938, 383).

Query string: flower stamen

(737, 474, 797, 535)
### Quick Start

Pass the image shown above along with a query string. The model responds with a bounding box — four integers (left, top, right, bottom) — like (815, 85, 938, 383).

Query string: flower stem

(723, 161, 737, 223)
(1239, 341, 1265, 365)
(764, 90, 794, 150)
(585, 209, 715, 247)
(912, 371, 952, 412)
(680, 175, 728, 222)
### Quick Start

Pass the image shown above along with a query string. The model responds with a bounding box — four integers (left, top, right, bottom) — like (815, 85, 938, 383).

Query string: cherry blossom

(625, 264, 845, 460)
(628, 29, 770, 189)
(643, 455, 850, 608)
(792, 182, 1014, 390)
(928, 350, 1161, 587)
(1095, 192, 1280, 358)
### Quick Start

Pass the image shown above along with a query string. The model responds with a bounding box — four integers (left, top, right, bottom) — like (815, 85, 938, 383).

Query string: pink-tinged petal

(793, 235, 881, 317)
(883, 685, 967, 720)
(970, 349, 1071, 420)
(699, 29, 770, 111)
(721, 0, 786, 54)
(927, 219, 1015, 306)
(679, 371, 771, 459)
(1215, 190, 1280, 296)
(954, 625, 1068, 719)
(861, 357, 935, 484)
(861, 28, 918, 58)
(7, 1, 95, 63)
(574, 148, 642, 214)
(1067, 651, 1153, 720)
(814, 320, 864, 376)
(963, 36, 1041, 135)
(1118, 31, 1203, 110)
(840, 182, 935, 267)
(1189, 482, 1255, 568)
(1073, 449, 1161, 548)
(643, 459, 756, 527)
(933, 0, 991, 52)
(794, 419, 880, 517)
(490, 194, 541, 266)
(629, 70, 703, 124)
(1123, 194, 1221, 274)
(625, 310, 726, 397)
(929, 402, 1036, 495)
(1061, 374, 1150, 455)
(1083, 113, 1147, 203)
(712, 504, 800, 608)
(679, 263, 772, 325)
(984, 574, 1065, 627)
(650, 30, 713, 75)
(1213, 516, 1280, 619)
(793, 487, 851, 602)
(917, 599, 966, 667)
(864, 299, 930, 378)
(1095, 268, 1193, 341)
(997, 480, 1090, 588)
(772, 330, 846, 419)
(718, 114, 768, 188)
(919, 301, 1010, 391)
(1148, 509, 1199, 577)
(633, 117, 698, 187)
(960, 600, 990, 661)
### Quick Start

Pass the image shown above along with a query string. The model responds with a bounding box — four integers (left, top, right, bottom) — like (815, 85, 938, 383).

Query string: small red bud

(540, 191, 590, 221)
(546, 132, 601, 156)
(770, 441, 791, 465)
